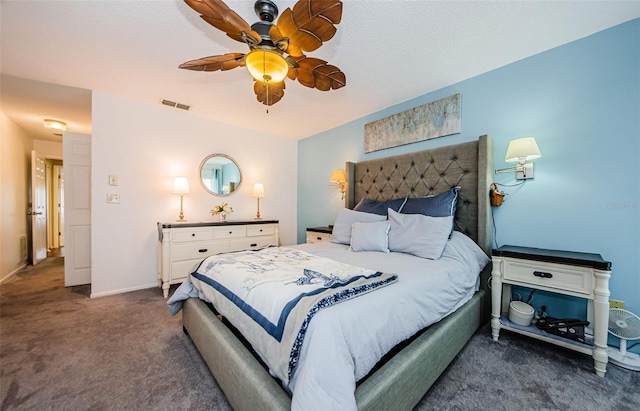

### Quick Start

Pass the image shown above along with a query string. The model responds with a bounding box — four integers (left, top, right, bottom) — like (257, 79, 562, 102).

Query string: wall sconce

(253, 183, 264, 220)
(495, 137, 541, 180)
(173, 177, 190, 222)
(43, 119, 67, 132)
(330, 170, 347, 199)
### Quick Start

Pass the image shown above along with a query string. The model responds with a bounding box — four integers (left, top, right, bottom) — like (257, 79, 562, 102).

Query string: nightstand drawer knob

(533, 270, 553, 279)
(198, 248, 208, 253)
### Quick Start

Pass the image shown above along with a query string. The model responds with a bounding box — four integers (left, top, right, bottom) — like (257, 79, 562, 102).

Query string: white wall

(0, 112, 32, 281)
(90, 92, 297, 297)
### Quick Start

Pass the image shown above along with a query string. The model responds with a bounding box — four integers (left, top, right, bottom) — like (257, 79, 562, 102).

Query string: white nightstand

(490, 245, 611, 377)
(306, 227, 332, 243)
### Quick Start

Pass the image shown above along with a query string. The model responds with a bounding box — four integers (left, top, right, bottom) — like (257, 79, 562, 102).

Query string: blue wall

(297, 20, 639, 350)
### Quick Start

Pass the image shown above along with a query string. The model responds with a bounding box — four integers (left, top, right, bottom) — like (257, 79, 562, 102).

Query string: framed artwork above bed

(364, 93, 461, 153)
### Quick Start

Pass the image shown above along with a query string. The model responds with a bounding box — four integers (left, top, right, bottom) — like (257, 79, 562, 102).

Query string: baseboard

(90, 282, 159, 298)
(0, 263, 27, 285)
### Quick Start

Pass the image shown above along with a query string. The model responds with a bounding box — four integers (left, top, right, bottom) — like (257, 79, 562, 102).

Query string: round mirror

(198, 154, 242, 196)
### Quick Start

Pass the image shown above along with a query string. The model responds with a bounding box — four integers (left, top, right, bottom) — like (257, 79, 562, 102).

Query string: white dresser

(157, 220, 279, 297)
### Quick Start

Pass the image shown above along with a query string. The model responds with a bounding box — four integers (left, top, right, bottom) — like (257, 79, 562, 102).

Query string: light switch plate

(108, 175, 118, 186)
(107, 193, 120, 204)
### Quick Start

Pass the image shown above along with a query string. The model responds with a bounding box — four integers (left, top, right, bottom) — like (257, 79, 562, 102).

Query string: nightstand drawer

(503, 258, 592, 296)
(307, 232, 331, 243)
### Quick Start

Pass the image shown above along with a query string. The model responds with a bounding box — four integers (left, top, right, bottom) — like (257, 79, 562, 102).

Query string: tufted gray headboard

(345, 135, 493, 256)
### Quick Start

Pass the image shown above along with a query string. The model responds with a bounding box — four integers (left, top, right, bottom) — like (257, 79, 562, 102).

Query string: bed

(173, 134, 494, 410)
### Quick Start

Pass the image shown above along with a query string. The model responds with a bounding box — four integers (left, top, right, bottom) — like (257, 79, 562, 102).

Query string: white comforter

(171, 231, 489, 411)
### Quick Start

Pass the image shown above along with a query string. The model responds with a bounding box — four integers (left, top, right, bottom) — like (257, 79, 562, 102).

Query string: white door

(53, 165, 65, 247)
(31, 150, 48, 265)
(64, 133, 92, 286)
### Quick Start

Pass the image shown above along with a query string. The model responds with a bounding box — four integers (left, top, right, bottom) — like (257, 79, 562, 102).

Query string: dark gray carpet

(1, 256, 638, 410)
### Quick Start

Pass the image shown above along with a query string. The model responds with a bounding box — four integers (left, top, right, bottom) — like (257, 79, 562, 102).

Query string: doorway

(46, 159, 65, 257)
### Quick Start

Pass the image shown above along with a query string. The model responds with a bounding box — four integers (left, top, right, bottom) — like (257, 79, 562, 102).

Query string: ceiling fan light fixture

(245, 48, 288, 84)
(43, 119, 67, 132)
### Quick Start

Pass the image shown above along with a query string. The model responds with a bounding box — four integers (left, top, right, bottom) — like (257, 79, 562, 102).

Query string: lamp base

(516, 163, 534, 180)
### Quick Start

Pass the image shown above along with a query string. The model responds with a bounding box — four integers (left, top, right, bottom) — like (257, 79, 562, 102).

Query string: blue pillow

(400, 187, 459, 217)
(353, 197, 407, 216)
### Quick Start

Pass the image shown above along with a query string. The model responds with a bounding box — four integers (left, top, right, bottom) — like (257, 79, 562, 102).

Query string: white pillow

(349, 221, 390, 253)
(330, 208, 387, 245)
(388, 209, 453, 260)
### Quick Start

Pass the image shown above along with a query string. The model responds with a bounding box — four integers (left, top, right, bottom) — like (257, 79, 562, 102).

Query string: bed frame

(182, 135, 494, 410)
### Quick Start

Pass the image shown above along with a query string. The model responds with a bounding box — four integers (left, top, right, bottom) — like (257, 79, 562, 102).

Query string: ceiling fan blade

(276, 0, 343, 53)
(179, 53, 246, 71)
(184, 0, 262, 43)
(254, 81, 286, 106)
(288, 56, 345, 91)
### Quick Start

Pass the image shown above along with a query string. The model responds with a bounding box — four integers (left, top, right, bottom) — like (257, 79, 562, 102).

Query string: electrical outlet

(610, 299, 625, 309)
(107, 193, 120, 204)
(108, 175, 118, 186)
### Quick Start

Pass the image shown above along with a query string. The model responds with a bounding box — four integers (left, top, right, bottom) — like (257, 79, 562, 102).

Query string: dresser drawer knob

(316, 237, 323, 240)
(250, 243, 258, 247)
(533, 271, 553, 279)
(198, 248, 208, 253)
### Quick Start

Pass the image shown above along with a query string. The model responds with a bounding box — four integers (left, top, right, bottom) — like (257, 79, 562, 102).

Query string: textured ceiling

(1, 0, 638, 142)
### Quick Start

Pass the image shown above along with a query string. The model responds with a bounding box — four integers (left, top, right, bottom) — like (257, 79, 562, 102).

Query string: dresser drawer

(171, 241, 230, 261)
(172, 228, 213, 243)
(213, 226, 247, 239)
(502, 258, 592, 296)
(229, 236, 275, 252)
(247, 224, 275, 237)
(170, 259, 202, 281)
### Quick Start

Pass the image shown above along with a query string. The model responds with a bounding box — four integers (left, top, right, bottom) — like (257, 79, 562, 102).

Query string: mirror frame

(198, 153, 243, 197)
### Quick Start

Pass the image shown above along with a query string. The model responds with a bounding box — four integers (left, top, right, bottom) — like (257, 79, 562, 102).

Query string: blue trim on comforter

(191, 265, 387, 343)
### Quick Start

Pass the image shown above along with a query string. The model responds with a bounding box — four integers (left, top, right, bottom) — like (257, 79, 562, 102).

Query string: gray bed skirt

(183, 287, 487, 411)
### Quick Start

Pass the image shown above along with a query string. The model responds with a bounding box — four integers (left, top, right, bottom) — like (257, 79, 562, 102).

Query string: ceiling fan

(179, 0, 346, 106)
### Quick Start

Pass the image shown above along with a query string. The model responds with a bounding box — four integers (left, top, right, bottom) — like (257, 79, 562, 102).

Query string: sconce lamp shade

(253, 183, 265, 197)
(505, 137, 541, 163)
(245, 49, 289, 84)
(330, 170, 347, 183)
(43, 119, 67, 132)
(173, 177, 190, 194)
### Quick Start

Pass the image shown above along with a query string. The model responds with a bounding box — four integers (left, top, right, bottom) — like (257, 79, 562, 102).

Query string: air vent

(161, 99, 191, 111)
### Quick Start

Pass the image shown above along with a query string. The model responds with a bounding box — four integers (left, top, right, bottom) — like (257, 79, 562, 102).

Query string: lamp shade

(505, 137, 541, 163)
(253, 183, 265, 197)
(330, 170, 346, 183)
(173, 177, 190, 194)
(245, 49, 289, 84)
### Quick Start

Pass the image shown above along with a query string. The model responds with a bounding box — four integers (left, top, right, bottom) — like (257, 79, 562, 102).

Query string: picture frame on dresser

(157, 220, 279, 297)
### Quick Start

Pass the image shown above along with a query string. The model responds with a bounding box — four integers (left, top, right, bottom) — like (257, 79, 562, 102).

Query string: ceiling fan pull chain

(265, 81, 270, 113)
